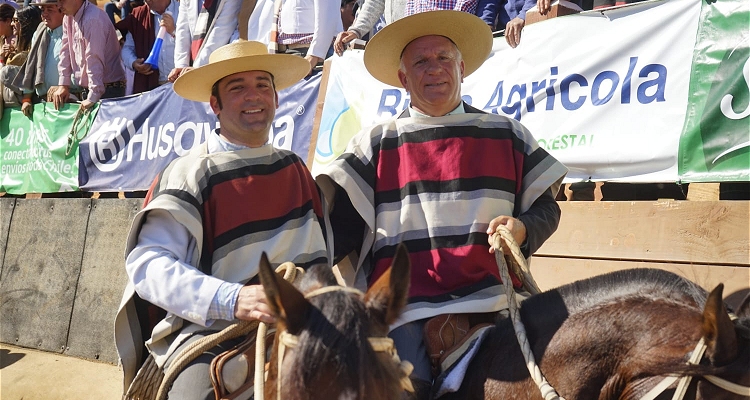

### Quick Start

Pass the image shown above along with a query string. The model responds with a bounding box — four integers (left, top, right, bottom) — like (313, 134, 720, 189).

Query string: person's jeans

(104, 1, 132, 25)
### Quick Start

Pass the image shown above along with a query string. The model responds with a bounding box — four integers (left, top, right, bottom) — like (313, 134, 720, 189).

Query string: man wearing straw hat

(317, 10, 567, 398)
(114, 40, 328, 400)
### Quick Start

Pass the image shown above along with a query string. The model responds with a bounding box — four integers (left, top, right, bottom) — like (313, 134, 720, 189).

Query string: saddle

(423, 313, 497, 378)
(209, 327, 276, 400)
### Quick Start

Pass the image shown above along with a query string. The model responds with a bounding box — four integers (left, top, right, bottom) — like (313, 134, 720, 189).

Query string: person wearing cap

(115, 0, 178, 94)
(49, 0, 126, 110)
(317, 10, 567, 397)
(114, 40, 327, 399)
(9, 0, 62, 116)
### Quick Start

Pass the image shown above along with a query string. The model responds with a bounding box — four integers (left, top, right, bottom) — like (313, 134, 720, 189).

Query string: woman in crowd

(1, 5, 40, 109)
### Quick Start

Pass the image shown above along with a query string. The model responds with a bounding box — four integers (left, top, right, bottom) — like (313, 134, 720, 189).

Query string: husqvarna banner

(78, 74, 321, 191)
(312, 0, 749, 183)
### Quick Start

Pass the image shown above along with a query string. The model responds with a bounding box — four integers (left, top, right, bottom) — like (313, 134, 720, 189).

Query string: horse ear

(701, 283, 738, 366)
(258, 252, 311, 335)
(365, 243, 411, 326)
(736, 292, 750, 319)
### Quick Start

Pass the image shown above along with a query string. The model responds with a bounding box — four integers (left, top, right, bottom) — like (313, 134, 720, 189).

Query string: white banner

(312, 0, 701, 182)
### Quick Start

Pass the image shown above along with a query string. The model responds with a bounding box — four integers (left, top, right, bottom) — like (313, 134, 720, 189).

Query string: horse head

(258, 243, 412, 400)
(692, 284, 750, 399)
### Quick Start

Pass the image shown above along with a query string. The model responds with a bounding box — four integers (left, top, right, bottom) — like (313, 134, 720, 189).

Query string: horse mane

(281, 265, 402, 399)
(526, 268, 710, 317)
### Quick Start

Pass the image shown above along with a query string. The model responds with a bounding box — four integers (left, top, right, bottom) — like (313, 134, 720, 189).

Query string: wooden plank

(537, 200, 750, 266)
(67, 199, 141, 364)
(0, 199, 91, 353)
(530, 257, 750, 309)
(686, 183, 721, 201)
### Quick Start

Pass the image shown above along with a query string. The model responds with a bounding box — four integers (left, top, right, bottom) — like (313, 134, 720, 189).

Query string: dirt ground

(0, 344, 122, 400)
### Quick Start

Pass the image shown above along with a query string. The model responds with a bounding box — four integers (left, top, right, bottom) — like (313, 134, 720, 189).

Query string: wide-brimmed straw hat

(174, 40, 310, 102)
(363, 10, 493, 88)
(28, 0, 57, 6)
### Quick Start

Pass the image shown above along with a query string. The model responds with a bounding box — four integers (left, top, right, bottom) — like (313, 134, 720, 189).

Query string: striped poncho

(318, 104, 567, 328)
(114, 141, 327, 389)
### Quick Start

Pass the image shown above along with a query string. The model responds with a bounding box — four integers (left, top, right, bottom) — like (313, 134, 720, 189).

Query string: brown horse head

(693, 284, 750, 399)
(444, 268, 750, 400)
(258, 243, 411, 400)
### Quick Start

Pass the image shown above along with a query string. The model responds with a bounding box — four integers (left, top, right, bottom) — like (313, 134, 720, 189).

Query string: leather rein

(257, 285, 415, 400)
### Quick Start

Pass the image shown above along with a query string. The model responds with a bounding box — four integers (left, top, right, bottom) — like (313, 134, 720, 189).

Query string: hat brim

(363, 10, 493, 88)
(173, 54, 310, 102)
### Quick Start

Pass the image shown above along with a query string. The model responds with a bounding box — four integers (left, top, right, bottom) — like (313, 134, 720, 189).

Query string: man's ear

(460, 59, 465, 83)
(398, 69, 408, 90)
(275, 90, 279, 109)
(209, 95, 221, 115)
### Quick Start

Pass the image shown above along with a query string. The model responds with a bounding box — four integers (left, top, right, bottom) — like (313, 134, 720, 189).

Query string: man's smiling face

(397, 35, 465, 117)
(210, 70, 279, 147)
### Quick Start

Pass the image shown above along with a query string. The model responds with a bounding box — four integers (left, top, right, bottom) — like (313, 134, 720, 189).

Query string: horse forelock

(280, 282, 402, 399)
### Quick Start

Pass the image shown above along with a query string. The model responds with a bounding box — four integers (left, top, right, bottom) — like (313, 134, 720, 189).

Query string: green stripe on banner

(0, 103, 98, 194)
(678, 0, 750, 182)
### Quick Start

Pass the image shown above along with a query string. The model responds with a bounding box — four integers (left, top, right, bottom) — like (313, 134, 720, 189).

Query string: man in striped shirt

(114, 41, 327, 400)
(318, 11, 567, 398)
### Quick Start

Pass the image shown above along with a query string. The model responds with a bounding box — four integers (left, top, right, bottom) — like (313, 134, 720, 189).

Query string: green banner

(1, 103, 97, 194)
(678, 0, 750, 182)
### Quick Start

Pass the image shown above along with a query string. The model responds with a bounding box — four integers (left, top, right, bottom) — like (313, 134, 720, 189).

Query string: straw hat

(363, 10, 493, 88)
(28, 0, 57, 6)
(174, 40, 310, 102)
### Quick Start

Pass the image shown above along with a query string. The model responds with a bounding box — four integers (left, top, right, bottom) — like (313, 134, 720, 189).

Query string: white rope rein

(493, 225, 565, 400)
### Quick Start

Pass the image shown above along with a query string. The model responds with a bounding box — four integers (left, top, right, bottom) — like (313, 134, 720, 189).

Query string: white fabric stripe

(389, 285, 523, 330)
(376, 188, 515, 212)
(212, 217, 328, 283)
(211, 207, 322, 263)
(373, 195, 515, 249)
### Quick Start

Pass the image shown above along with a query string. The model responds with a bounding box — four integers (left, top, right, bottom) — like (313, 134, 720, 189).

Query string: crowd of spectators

(1, 0, 746, 201)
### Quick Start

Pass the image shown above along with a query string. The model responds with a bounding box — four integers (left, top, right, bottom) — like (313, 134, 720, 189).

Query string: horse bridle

(269, 285, 415, 400)
(640, 314, 750, 400)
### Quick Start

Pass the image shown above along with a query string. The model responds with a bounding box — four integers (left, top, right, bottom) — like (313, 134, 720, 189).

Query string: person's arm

(307, 0, 342, 61)
(126, 209, 274, 326)
(487, 188, 560, 258)
(347, 0, 385, 39)
(172, 0, 191, 68)
(195, 0, 241, 66)
(120, 32, 138, 70)
(475, 0, 500, 29)
(517, 0, 538, 21)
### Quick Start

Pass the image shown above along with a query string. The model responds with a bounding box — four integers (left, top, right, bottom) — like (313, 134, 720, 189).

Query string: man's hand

(304, 55, 323, 74)
(80, 99, 95, 110)
(168, 67, 190, 83)
(0, 43, 15, 61)
(132, 58, 154, 75)
(234, 285, 276, 324)
(487, 215, 527, 255)
(160, 12, 175, 36)
(51, 85, 70, 110)
(538, 0, 551, 15)
(21, 101, 33, 117)
(333, 30, 359, 56)
(505, 17, 525, 48)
